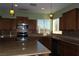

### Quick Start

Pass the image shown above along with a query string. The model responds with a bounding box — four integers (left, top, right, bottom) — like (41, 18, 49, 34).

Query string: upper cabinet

(0, 18, 15, 30)
(16, 16, 29, 24)
(60, 8, 79, 31)
(28, 19, 37, 33)
(0, 16, 37, 33)
(60, 16, 66, 30)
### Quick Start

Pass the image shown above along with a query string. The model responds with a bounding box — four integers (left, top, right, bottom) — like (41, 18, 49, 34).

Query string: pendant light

(49, 3, 54, 34)
(49, 3, 54, 19)
(9, 3, 15, 16)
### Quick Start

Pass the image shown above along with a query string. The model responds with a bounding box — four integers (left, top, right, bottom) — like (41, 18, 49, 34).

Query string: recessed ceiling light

(41, 8, 45, 10)
(30, 3, 37, 6)
(14, 4, 18, 7)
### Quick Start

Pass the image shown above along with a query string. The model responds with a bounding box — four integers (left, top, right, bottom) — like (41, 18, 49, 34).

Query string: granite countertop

(52, 34, 79, 45)
(0, 39, 51, 56)
(29, 33, 79, 45)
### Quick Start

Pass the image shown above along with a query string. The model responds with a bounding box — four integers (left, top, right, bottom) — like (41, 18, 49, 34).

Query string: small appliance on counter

(16, 23, 28, 42)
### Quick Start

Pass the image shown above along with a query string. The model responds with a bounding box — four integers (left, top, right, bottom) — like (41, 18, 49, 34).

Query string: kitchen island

(28, 33, 79, 56)
(0, 38, 51, 56)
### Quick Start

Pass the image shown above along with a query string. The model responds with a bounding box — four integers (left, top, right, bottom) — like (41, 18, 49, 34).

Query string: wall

(54, 3, 79, 19)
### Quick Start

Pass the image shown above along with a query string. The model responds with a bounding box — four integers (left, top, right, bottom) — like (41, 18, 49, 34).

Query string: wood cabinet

(51, 39, 60, 56)
(0, 16, 37, 33)
(11, 19, 16, 30)
(16, 16, 29, 24)
(60, 41, 77, 56)
(49, 38, 79, 56)
(39, 36, 52, 50)
(77, 9, 79, 30)
(0, 18, 15, 30)
(28, 20, 37, 33)
(60, 16, 66, 30)
(60, 8, 79, 31)
(39, 37, 79, 56)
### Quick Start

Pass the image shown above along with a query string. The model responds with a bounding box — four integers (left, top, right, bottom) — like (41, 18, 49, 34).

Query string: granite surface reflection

(0, 38, 51, 56)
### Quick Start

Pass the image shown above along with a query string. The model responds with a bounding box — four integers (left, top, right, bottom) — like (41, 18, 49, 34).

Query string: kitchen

(0, 3, 79, 56)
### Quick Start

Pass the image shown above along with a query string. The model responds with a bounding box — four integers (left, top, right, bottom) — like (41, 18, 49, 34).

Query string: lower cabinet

(51, 38, 61, 56)
(39, 36, 52, 50)
(51, 39, 79, 56)
(39, 37, 60, 56)
(60, 41, 77, 56)
(39, 37, 79, 56)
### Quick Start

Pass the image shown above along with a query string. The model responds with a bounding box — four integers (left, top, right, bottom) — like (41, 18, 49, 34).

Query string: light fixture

(41, 8, 45, 10)
(9, 3, 15, 16)
(49, 3, 54, 19)
(14, 4, 18, 7)
(49, 12, 53, 19)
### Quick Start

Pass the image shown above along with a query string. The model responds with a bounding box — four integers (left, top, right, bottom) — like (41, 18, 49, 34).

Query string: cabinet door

(16, 17, 29, 24)
(64, 9, 76, 30)
(59, 16, 66, 30)
(0, 20, 4, 30)
(28, 20, 37, 33)
(60, 8, 77, 30)
(0, 19, 11, 30)
(52, 39, 61, 56)
(39, 37, 52, 50)
(77, 9, 79, 30)
(11, 19, 16, 30)
(76, 46, 79, 55)
(60, 41, 77, 56)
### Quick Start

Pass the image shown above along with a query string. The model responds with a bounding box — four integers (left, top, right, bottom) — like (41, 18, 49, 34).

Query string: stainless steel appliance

(17, 23, 28, 42)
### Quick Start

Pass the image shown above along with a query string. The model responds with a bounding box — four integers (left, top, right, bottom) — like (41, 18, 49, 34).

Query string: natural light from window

(37, 19, 51, 35)
(53, 18, 62, 34)
(37, 18, 62, 35)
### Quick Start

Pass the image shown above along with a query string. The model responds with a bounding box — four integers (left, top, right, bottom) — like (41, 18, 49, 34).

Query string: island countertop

(0, 38, 51, 56)
(29, 33, 79, 46)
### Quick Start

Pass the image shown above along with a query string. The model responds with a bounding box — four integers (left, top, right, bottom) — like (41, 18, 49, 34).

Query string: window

(37, 18, 62, 35)
(53, 18, 62, 34)
(37, 19, 51, 35)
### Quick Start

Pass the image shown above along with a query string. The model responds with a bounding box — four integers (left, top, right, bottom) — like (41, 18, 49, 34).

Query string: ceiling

(0, 3, 72, 14)
(15, 3, 72, 13)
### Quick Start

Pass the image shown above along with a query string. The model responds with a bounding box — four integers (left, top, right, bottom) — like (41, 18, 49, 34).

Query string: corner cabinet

(60, 8, 79, 31)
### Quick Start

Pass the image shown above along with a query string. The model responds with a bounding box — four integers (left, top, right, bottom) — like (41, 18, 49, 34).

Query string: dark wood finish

(39, 37, 77, 56)
(60, 8, 79, 31)
(0, 16, 37, 31)
(28, 19, 37, 33)
(0, 18, 15, 30)
(77, 9, 79, 30)
(60, 41, 77, 56)
(11, 19, 16, 30)
(16, 16, 29, 24)
(59, 16, 66, 30)
(39, 36, 52, 50)
(64, 9, 77, 30)
(51, 39, 60, 56)
(0, 16, 37, 34)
